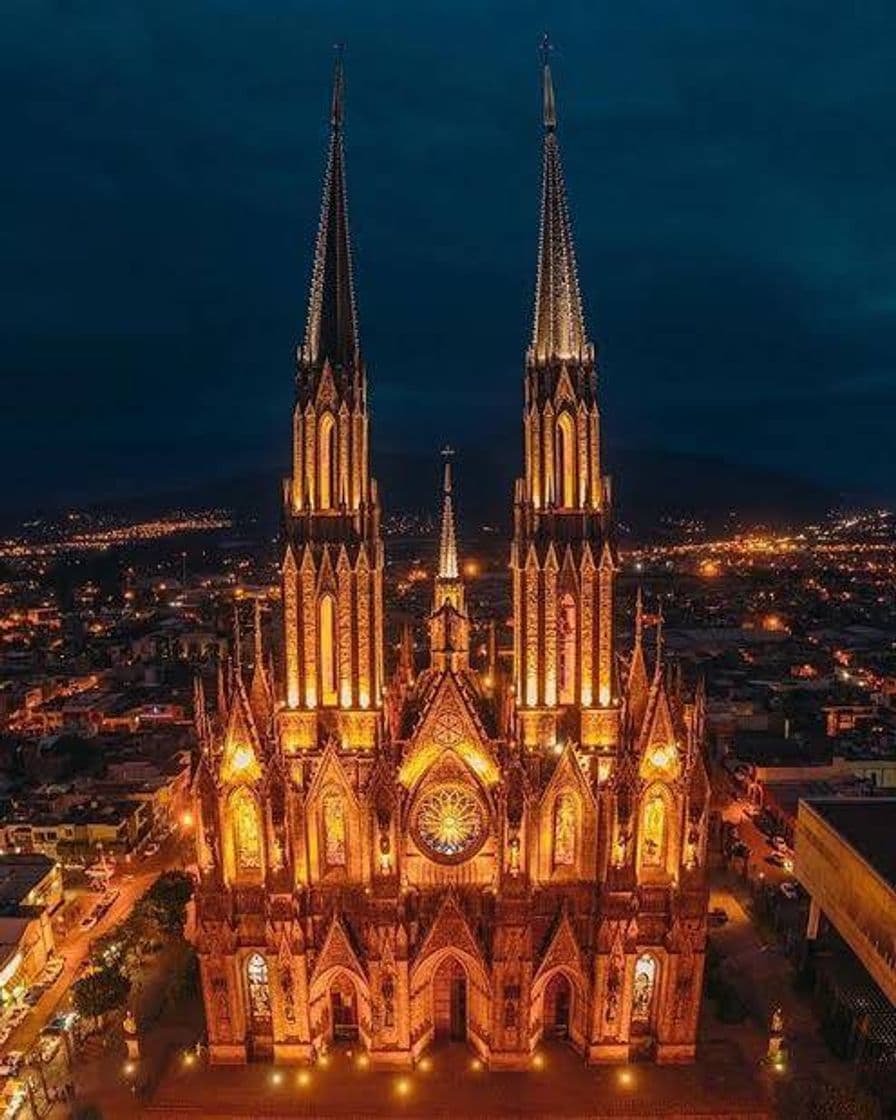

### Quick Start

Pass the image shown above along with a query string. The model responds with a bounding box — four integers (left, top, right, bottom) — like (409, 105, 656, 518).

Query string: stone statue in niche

(382, 972, 395, 1029)
(605, 957, 622, 1023)
(280, 962, 295, 1023)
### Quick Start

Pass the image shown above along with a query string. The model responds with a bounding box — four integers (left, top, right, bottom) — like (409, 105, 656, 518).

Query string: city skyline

(3, 4, 896, 512)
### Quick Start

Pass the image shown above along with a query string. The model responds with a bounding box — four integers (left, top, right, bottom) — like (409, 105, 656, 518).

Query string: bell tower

(279, 53, 384, 754)
(511, 48, 618, 752)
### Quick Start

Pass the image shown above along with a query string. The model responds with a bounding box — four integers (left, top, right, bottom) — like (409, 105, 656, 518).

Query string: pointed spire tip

(331, 43, 345, 128)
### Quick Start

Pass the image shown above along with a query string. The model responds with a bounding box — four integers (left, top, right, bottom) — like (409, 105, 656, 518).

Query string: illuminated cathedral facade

(192, 56, 710, 1068)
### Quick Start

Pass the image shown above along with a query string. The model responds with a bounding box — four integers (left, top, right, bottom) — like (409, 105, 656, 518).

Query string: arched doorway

(544, 972, 572, 1039)
(330, 975, 359, 1042)
(433, 958, 467, 1042)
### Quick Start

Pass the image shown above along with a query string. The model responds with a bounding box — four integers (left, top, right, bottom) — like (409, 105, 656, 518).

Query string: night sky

(3, 2, 895, 511)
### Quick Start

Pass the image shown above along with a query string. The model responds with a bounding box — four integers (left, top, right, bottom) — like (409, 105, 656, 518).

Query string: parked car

(23, 988, 44, 1007)
(8, 1008, 29, 1029)
(765, 853, 786, 868)
(708, 907, 729, 927)
(771, 836, 789, 853)
(779, 881, 800, 900)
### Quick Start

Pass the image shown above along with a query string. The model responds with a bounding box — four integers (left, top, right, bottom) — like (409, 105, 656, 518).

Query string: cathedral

(192, 54, 710, 1068)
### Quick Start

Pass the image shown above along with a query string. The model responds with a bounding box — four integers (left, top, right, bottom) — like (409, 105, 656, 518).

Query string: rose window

(412, 784, 487, 863)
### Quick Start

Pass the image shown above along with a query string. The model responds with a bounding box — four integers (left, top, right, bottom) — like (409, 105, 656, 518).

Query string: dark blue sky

(3, 2, 895, 509)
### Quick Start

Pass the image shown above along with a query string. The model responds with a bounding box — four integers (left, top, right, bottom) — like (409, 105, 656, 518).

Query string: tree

(136, 871, 194, 937)
(72, 967, 130, 1023)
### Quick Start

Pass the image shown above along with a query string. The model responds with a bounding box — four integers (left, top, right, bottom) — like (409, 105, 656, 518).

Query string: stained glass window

(232, 787, 262, 875)
(323, 793, 347, 868)
(642, 790, 666, 869)
(413, 783, 486, 863)
(553, 792, 576, 867)
(247, 953, 271, 1023)
(631, 954, 657, 1021)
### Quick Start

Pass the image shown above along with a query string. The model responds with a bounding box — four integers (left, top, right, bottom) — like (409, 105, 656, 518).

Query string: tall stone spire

(531, 41, 588, 365)
(438, 447, 458, 581)
(300, 48, 359, 372)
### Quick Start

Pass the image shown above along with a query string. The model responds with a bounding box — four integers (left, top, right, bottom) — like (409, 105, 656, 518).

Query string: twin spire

(531, 44, 589, 365)
(301, 50, 359, 373)
(301, 42, 589, 375)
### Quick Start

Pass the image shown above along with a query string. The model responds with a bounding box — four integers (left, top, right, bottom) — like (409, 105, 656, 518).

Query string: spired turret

(279, 53, 384, 753)
(512, 49, 617, 750)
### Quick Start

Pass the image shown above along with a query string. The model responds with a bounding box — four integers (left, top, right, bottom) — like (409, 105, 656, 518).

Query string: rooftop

(805, 797, 896, 891)
(0, 853, 57, 905)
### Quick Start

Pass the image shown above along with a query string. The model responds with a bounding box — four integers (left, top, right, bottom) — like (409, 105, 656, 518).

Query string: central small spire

(438, 446, 458, 581)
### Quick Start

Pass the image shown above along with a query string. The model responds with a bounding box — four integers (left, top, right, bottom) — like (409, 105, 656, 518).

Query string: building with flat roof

(795, 798, 896, 1059)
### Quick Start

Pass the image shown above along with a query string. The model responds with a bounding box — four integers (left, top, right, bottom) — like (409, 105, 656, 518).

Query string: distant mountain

(7, 443, 846, 541)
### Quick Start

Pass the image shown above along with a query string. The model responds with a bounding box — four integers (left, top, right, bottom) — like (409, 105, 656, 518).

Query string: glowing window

(318, 412, 337, 509)
(247, 952, 271, 1023)
(556, 412, 576, 508)
(641, 791, 667, 869)
(412, 783, 487, 864)
(558, 592, 576, 704)
(631, 954, 657, 1021)
(323, 792, 347, 868)
(232, 787, 262, 878)
(319, 594, 338, 706)
(552, 792, 576, 868)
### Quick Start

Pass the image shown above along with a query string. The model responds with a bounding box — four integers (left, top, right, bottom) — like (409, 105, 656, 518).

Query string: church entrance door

(433, 958, 467, 1042)
(330, 977, 359, 1042)
(544, 973, 572, 1039)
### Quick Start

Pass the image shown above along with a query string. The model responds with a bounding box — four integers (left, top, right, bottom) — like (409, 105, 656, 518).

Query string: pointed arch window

(558, 592, 577, 704)
(231, 786, 263, 881)
(631, 954, 657, 1022)
(323, 791, 347, 869)
(246, 952, 271, 1026)
(552, 792, 577, 868)
(556, 412, 577, 508)
(641, 788, 667, 871)
(319, 593, 338, 706)
(318, 412, 337, 509)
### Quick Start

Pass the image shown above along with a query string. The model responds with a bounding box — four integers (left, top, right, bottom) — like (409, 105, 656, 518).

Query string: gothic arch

(318, 592, 338, 706)
(556, 410, 577, 508)
(410, 946, 492, 1059)
(530, 964, 588, 1050)
(309, 965, 371, 1048)
(318, 411, 337, 509)
(222, 785, 265, 885)
(637, 782, 678, 881)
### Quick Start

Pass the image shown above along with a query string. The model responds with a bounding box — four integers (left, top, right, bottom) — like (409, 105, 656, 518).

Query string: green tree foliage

(135, 871, 194, 937)
(72, 967, 130, 1022)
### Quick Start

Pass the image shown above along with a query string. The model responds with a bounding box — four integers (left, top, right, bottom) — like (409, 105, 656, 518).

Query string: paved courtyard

(83, 1036, 770, 1119)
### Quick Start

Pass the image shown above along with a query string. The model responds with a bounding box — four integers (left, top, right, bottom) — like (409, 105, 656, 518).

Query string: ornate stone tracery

(193, 52, 709, 1072)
